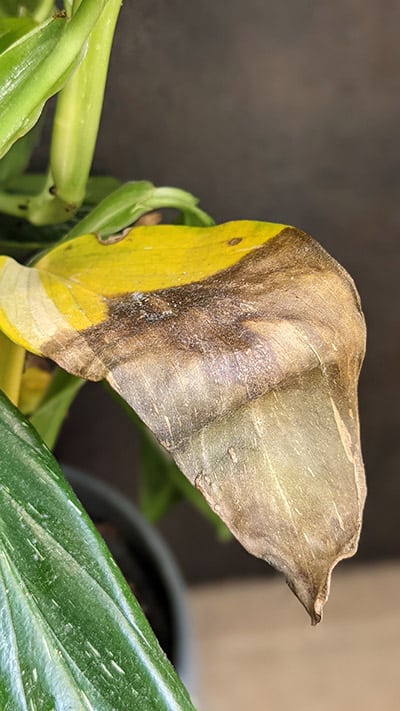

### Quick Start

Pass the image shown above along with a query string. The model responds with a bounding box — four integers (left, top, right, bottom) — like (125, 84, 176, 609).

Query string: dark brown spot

(49, 185, 57, 195)
(228, 238, 243, 246)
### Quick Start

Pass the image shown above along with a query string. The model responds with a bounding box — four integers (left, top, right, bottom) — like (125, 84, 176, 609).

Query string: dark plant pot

(63, 465, 195, 693)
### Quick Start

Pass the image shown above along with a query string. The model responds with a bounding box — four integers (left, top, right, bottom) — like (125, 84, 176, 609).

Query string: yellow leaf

(0, 221, 366, 622)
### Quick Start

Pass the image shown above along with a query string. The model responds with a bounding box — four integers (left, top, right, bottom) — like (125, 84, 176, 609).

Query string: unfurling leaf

(0, 221, 366, 622)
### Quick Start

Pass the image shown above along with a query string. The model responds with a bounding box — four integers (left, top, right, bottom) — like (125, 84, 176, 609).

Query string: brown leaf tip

(284, 555, 336, 626)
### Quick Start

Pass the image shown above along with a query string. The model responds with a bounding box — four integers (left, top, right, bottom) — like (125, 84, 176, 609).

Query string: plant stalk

(0, 331, 25, 406)
(49, 0, 122, 207)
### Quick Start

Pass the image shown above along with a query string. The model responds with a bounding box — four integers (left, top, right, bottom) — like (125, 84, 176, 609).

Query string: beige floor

(189, 562, 400, 711)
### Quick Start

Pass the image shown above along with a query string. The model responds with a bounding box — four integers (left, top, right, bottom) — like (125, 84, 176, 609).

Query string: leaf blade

(0, 392, 196, 710)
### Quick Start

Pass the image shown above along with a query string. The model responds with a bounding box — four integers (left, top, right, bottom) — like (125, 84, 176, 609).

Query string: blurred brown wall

(56, 0, 400, 582)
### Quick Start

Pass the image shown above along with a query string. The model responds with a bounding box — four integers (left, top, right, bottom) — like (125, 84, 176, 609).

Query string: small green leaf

(0, 391, 196, 710)
(29, 367, 84, 449)
(66, 181, 214, 240)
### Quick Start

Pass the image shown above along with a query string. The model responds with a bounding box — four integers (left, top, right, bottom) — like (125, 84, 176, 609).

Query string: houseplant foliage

(0, 1, 366, 709)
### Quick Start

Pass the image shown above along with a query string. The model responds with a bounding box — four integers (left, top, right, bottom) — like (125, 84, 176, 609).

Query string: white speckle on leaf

(100, 663, 113, 680)
(26, 503, 40, 518)
(228, 446, 238, 464)
(41, 636, 51, 658)
(85, 640, 100, 658)
(110, 660, 125, 675)
(332, 501, 346, 532)
(80, 690, 95, 710)
(67, 500, 82, 515)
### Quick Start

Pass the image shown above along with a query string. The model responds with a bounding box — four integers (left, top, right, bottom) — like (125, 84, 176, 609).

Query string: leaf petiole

(0, 331, 25, 406)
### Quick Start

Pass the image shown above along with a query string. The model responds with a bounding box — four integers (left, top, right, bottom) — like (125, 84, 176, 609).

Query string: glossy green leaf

(0, 392, 196, 710)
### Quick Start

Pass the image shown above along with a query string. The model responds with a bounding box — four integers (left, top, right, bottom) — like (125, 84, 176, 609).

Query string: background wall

(55, 0, 400, 582)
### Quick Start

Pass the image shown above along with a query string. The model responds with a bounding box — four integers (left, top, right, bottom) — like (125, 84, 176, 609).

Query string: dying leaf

(0, 221, 366, 622)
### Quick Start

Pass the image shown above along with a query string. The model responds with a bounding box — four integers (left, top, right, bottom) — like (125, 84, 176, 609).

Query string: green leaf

(0, 0, 112, 159)
(29, 367, 84, 449)
(66, 181, 214, 240)
(0, 15, 66, 158)
(0, 391, 196, 710)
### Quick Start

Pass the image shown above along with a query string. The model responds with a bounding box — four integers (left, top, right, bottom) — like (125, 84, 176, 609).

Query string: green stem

(0, 331, 25, 406)
(49, 0, 122, 207)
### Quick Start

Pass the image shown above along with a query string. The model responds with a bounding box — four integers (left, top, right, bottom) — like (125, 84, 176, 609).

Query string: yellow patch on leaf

(35, 220, 286, 295)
